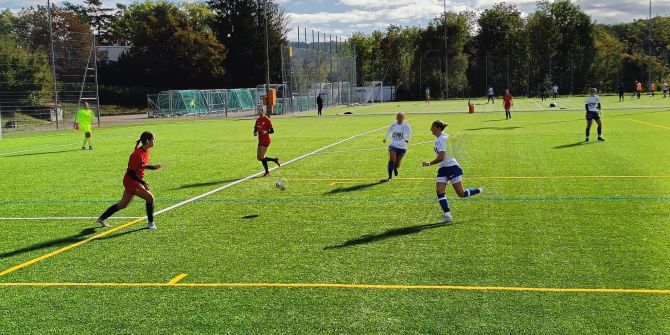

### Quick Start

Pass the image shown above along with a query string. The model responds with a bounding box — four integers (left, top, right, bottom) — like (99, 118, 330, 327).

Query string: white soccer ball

(275, 177, 288, 191)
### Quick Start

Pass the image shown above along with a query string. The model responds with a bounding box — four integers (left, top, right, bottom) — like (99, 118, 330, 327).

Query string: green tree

(0, 9, 15, 36)
(590, 26, 625, 92)
(105, 1, 226, 89)
(208, 0, 289, 87)
(0, 35, 53, 106)
(63, 0, 115, 43)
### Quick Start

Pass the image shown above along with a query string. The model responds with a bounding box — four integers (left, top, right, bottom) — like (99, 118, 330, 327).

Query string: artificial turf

(1, 96, 669, 334)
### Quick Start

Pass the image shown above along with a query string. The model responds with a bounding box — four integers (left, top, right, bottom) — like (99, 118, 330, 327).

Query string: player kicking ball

(383, 112, 412, 180)
(585, 88, 605, 142)
(422, 120, 483, 223)
(97, 131, 163, 229)
(254, 108, 280, 177)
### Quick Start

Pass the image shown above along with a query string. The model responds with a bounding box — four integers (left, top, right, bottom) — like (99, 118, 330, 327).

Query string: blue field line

(1, 196, 669, 206)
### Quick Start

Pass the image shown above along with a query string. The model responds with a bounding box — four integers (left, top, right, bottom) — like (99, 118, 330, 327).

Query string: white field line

(153, 126, 386, 216)
(0, 217, 141, 221)
(318, 140, 433, 155)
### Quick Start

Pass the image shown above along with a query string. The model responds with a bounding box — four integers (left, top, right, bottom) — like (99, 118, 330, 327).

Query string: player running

(422, 120, 483, 223)
(75, 102, 94, 150)
(486, 86, 495, 104)
(663, 80, 668, 98)
(585, 88, 605, 142)
(503, 89, 513, 120)
(97, 131, 163, 230)
(383, 112, 412, 180)
(254, 109, 280, 177)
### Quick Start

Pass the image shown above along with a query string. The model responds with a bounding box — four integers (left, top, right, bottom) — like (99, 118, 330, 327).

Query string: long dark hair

(135, 131, 154, 148)
(431, 120, 448, 130)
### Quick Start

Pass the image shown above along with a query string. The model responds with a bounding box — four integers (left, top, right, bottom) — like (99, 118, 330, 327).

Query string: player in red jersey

(97, 131, 164, 230)
(502, 89, 513, 120)
(254, 109, 280, 176)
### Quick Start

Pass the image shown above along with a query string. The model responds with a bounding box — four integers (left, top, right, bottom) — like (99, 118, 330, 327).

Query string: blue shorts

(436, 165, 463, 184)
(389, 146, 406, 156)
(586, 111, 600, 120)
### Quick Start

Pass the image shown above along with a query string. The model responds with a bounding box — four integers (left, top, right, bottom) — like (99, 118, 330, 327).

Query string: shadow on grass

(324, 179, 388, 195)
(0, 225, 150, 259)
(553, 141, 589, 149)
(465, 126, 523, 131)
(242, 214, 259, 219)
(324, 222, 457, 250)
(2, 149, 83, 158)
(0, 227, 100, 259)
(172, 178, 240, 190)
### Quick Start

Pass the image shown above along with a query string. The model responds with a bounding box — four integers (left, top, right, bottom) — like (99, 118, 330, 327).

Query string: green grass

(1, 99, 670, 334)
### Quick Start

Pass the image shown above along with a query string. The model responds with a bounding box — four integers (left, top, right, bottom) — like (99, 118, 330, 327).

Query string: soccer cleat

(438, 212, 453, 223)
(263, 172, 270, 177)
(82, 146, 86, 150)
(585, 138, 590, 142)
(97, 218, 110, 228)
(88, 146, 94, 150)
(274, 157, 281, 167)
(597, 137, 605, 142)
(394, 168, 398, 176)
(478, 187, 485, 194)
(147, 222, 157, 230)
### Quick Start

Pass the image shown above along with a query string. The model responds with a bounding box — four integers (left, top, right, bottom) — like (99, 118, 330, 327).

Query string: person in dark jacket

(317, 94, 324, 116)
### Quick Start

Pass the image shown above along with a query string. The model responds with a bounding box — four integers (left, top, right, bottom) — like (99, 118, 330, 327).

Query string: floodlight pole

(442, 0, 449, 99)
(47, 0, 59, 130)
(648, 0, 652, 88)
(263, 0, 271, 115)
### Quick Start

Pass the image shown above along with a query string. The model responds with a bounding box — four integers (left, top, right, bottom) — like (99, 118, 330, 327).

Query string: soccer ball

(275, 177, 288, 191)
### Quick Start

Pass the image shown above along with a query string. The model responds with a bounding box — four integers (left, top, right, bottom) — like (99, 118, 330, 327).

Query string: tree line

(1, 0, 669, 107)
(353, 1, 670, 99)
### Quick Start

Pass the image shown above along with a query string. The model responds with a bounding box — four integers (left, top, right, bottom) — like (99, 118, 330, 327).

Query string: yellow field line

(309, 176, 670, 184)
(167, 273, 188, 285)
(0, 218, 144, 277)
(0, 281, 668, 294)
(629, 119, 670, 130)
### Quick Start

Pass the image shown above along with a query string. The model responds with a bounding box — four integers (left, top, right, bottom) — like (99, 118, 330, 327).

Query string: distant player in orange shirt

(254, 109, 280, 177)
(635, 81, 642, 99)
(97, 131, 164, 230)
(503, 89, 513, 120)
(650, 82, 656, 97)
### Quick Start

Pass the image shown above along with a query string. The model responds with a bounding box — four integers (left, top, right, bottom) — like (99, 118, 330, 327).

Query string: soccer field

(1, 98, 669, 334)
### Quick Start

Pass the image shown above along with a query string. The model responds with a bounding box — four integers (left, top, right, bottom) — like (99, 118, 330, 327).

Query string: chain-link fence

(280, 45, 357, 113)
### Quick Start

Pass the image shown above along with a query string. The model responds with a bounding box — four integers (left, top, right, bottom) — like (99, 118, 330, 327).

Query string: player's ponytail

(135, 131, 154, 148)
(432, 120, 448, 130)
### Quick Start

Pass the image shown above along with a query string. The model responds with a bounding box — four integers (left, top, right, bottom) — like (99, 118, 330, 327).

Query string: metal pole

(648, 0, 652, 89)
(47, 0, 59, 130)
(442, 0, 449, 99)
(263, 0, 271, 115)
(93, 35, 101, 127)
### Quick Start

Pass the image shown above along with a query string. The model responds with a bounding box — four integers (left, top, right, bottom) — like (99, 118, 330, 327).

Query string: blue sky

(3, 0, 669, 40)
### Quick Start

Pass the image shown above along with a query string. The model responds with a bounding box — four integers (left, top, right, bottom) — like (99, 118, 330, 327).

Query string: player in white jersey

(584, 88, 604, 142)
(422, 120, 483, 223)
(383, 113, 412, 180)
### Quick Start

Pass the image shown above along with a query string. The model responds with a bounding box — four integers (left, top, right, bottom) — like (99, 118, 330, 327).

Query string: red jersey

(636, 82, 642, 91)
(503, 94, 513, 109)
(127, 147, 149, 180)
(255, 116, 273, 145)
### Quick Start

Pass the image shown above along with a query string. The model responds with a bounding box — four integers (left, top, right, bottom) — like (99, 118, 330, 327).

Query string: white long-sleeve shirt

(384, 122, 412, 150)
(434, 133, 459, 167)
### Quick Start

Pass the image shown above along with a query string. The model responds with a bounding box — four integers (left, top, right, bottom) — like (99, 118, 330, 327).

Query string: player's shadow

(0, 227, 99, 259)
(465, 126, 523, 131)
(99, 227, 148, 240)
(2, 149, 82, 158)
(553, 141, 588, 149)
(173, 178, 240, 190)
(324, 222, 457, 250)
(324, 179, 388, 194)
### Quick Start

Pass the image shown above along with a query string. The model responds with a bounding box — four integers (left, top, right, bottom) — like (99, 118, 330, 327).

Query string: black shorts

(586, 111, 600, 120)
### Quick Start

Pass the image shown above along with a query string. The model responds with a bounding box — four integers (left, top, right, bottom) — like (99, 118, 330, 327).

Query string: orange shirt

(127, 147, 149, 179)
(651, 83, 656, 91)
(503, 94, 513, 108)
(255, 116, 273, 143)
(636, 82, 642, 91)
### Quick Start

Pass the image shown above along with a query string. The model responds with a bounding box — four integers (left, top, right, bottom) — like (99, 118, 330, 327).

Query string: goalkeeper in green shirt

(76, 102, 94, 150)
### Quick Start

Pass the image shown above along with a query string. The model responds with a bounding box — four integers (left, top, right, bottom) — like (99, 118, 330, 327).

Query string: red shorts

(504, 104, 512, 110)
(258, 139, 271, 147)
(123, 175, 144, 193)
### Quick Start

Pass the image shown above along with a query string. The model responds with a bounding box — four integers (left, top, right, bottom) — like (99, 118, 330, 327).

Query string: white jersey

(487, 87, 494, 96)
(434, 133, 459, 168)
(586, 95, 601, 112)
(385, 122, 412, 149)
(552, 85, 559, 93)
(664, 83, 668, 91)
